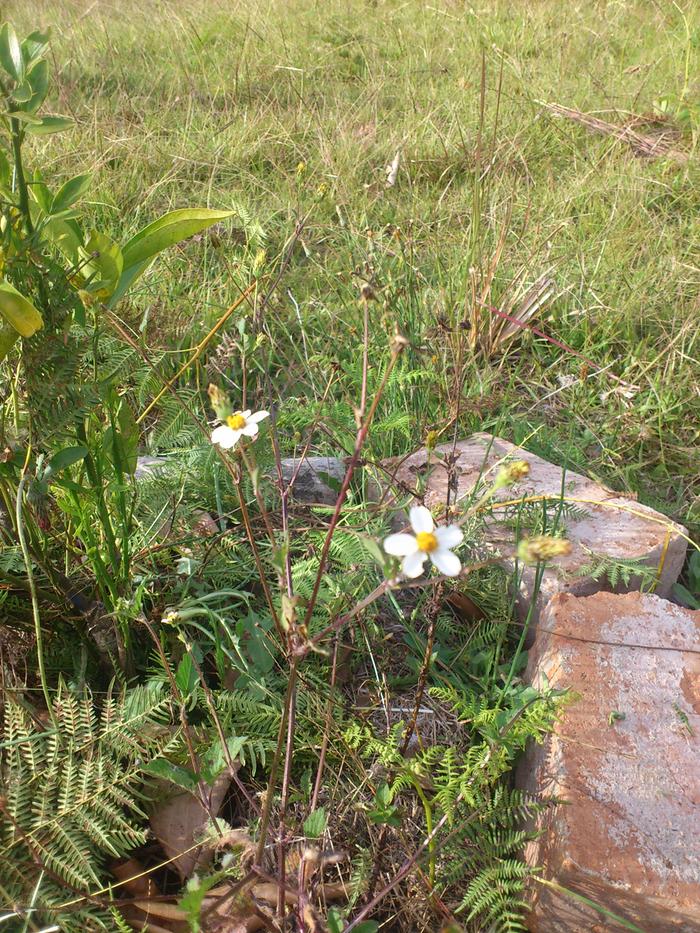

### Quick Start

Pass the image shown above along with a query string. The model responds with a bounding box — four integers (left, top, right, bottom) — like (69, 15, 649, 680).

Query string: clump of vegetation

(1, 2, 698, 931)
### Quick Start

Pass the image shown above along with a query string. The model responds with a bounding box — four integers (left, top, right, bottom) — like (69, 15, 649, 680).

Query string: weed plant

(1, 3, 698, 932)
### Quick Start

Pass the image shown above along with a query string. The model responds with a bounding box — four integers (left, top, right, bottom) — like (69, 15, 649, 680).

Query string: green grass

(2, 4, 700, 928)
(10, 0, 699, 533)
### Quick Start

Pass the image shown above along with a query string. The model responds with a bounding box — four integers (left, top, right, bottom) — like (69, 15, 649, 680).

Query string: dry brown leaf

(149, 769, 233, 880)
(544, 102, 686, 161)
(385, 150, 401, 187)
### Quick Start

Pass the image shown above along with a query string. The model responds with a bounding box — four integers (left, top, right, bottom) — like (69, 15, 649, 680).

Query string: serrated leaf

(121, 208, 235, 269)
(51, 173, 91, 214)
(201, 735, 249, 784)
(0, 280, 43, 337)
(0, 24, 24, 81)
(174, 645, 203, 697)
(25, 115, 73, 135)
(143, 758, 198, 791)
(303, 807, 327, 839)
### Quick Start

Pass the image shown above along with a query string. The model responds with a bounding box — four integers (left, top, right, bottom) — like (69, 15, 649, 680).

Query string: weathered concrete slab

(277, 456, 345, 505)
(377, 434, 687, 623)
(517, 591, 700, 932)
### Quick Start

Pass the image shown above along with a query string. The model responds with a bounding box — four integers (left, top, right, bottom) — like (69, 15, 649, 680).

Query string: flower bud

(494, 459, 530, 488)
(517, 535, 572, 564)
(207, 384, 233, 421)
(425, 430, 439, 451)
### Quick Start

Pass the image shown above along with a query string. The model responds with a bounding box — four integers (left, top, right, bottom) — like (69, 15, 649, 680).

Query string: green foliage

(1, 3, 696, 931)
(573, 547, 657, 589)
(0, 681, 177, 930)
(442, 787, 551, 932)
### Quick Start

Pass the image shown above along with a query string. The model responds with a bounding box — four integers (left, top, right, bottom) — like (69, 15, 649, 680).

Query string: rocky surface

(378, 434, 688, 627)
(517, 591, 700, 932)
(276, 456, 345, 505)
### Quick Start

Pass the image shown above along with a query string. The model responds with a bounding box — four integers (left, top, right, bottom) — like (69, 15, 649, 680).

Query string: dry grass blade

(495, 273, 557, 348)
(543, 102, 687, 161)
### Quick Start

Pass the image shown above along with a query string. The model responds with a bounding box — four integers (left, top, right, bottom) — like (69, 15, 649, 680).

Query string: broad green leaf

(25, 115, 73, 135)
(47, 446, 88, 474)
(11, 80, 32, 103)
(80, 230, 123, 298)
(327, 909, 344, 933)
(303, 807, 327, 839)
(107, 257, 153, 307)
(121, 208, 235, 269)
(29, 172, 52, 213)
(143, 758, 198, 791)
(0, 281, 43, 337)
(0, 24, 23, 81)
(42, 216, 83, 262)
(25, 59, 48, 112)
(0, 321, 19, 362)
(104, 395, 138, 476)
(51, 173, 91, 214)
(5, 110, 41, 124)
(21, 29, 50, 64)
(0, 150, 10, 188)
(689, 550, 700, 593)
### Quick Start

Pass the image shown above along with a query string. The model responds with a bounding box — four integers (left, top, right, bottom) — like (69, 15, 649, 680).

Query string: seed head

(517, 535, 572, 564)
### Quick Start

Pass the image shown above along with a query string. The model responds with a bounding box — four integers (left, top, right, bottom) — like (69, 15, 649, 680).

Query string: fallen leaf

(385, 150, 400, 187)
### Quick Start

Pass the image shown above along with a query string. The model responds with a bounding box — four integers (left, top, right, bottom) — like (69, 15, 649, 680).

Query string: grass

(2, 1, 700, 929)
(9, 0, 700, 529)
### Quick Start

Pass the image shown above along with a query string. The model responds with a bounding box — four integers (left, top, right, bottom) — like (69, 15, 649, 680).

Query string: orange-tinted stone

(517, 591, 700, 931)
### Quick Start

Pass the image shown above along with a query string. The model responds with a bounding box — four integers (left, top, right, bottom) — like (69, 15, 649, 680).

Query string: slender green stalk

(16, 457, 57, 729)
(9, 119, 33, 235)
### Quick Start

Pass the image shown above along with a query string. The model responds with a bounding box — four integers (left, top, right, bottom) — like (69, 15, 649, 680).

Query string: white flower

(383, 505, 463, 579)
(211, 409, 269, 449)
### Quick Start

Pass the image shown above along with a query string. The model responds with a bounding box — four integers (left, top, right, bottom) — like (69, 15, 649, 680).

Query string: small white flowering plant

(211, 409, 270, 449)
(384, 505, 464, 578)
(208, 384, 269, 451)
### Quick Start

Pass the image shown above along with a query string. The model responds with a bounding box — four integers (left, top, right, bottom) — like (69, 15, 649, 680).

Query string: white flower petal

(402, 551, 427, 578)
(241, 409, 252, 419)
(430, 549, 462, 577)
(435, 525, 463, 549)
(383, 533, 419, 557)
(241, 422, 259, 437)
(248, 410, 270, 424)
(211, 425, 238, 449)
(410, 505, 434, 534)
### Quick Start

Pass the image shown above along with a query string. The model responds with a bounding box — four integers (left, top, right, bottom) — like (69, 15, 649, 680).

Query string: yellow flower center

(416, 531, 438, 553)
(226, 413, 247, 430)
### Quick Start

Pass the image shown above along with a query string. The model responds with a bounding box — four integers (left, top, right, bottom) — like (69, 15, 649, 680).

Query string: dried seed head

(359, 280, 375, 301)
(517, 535, 572, 564)
(207, 383, 233, 420)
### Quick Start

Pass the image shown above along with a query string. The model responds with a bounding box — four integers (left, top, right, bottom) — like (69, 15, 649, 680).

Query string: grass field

(10, 0, 700, 521)
(2, 1, 699, 930)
